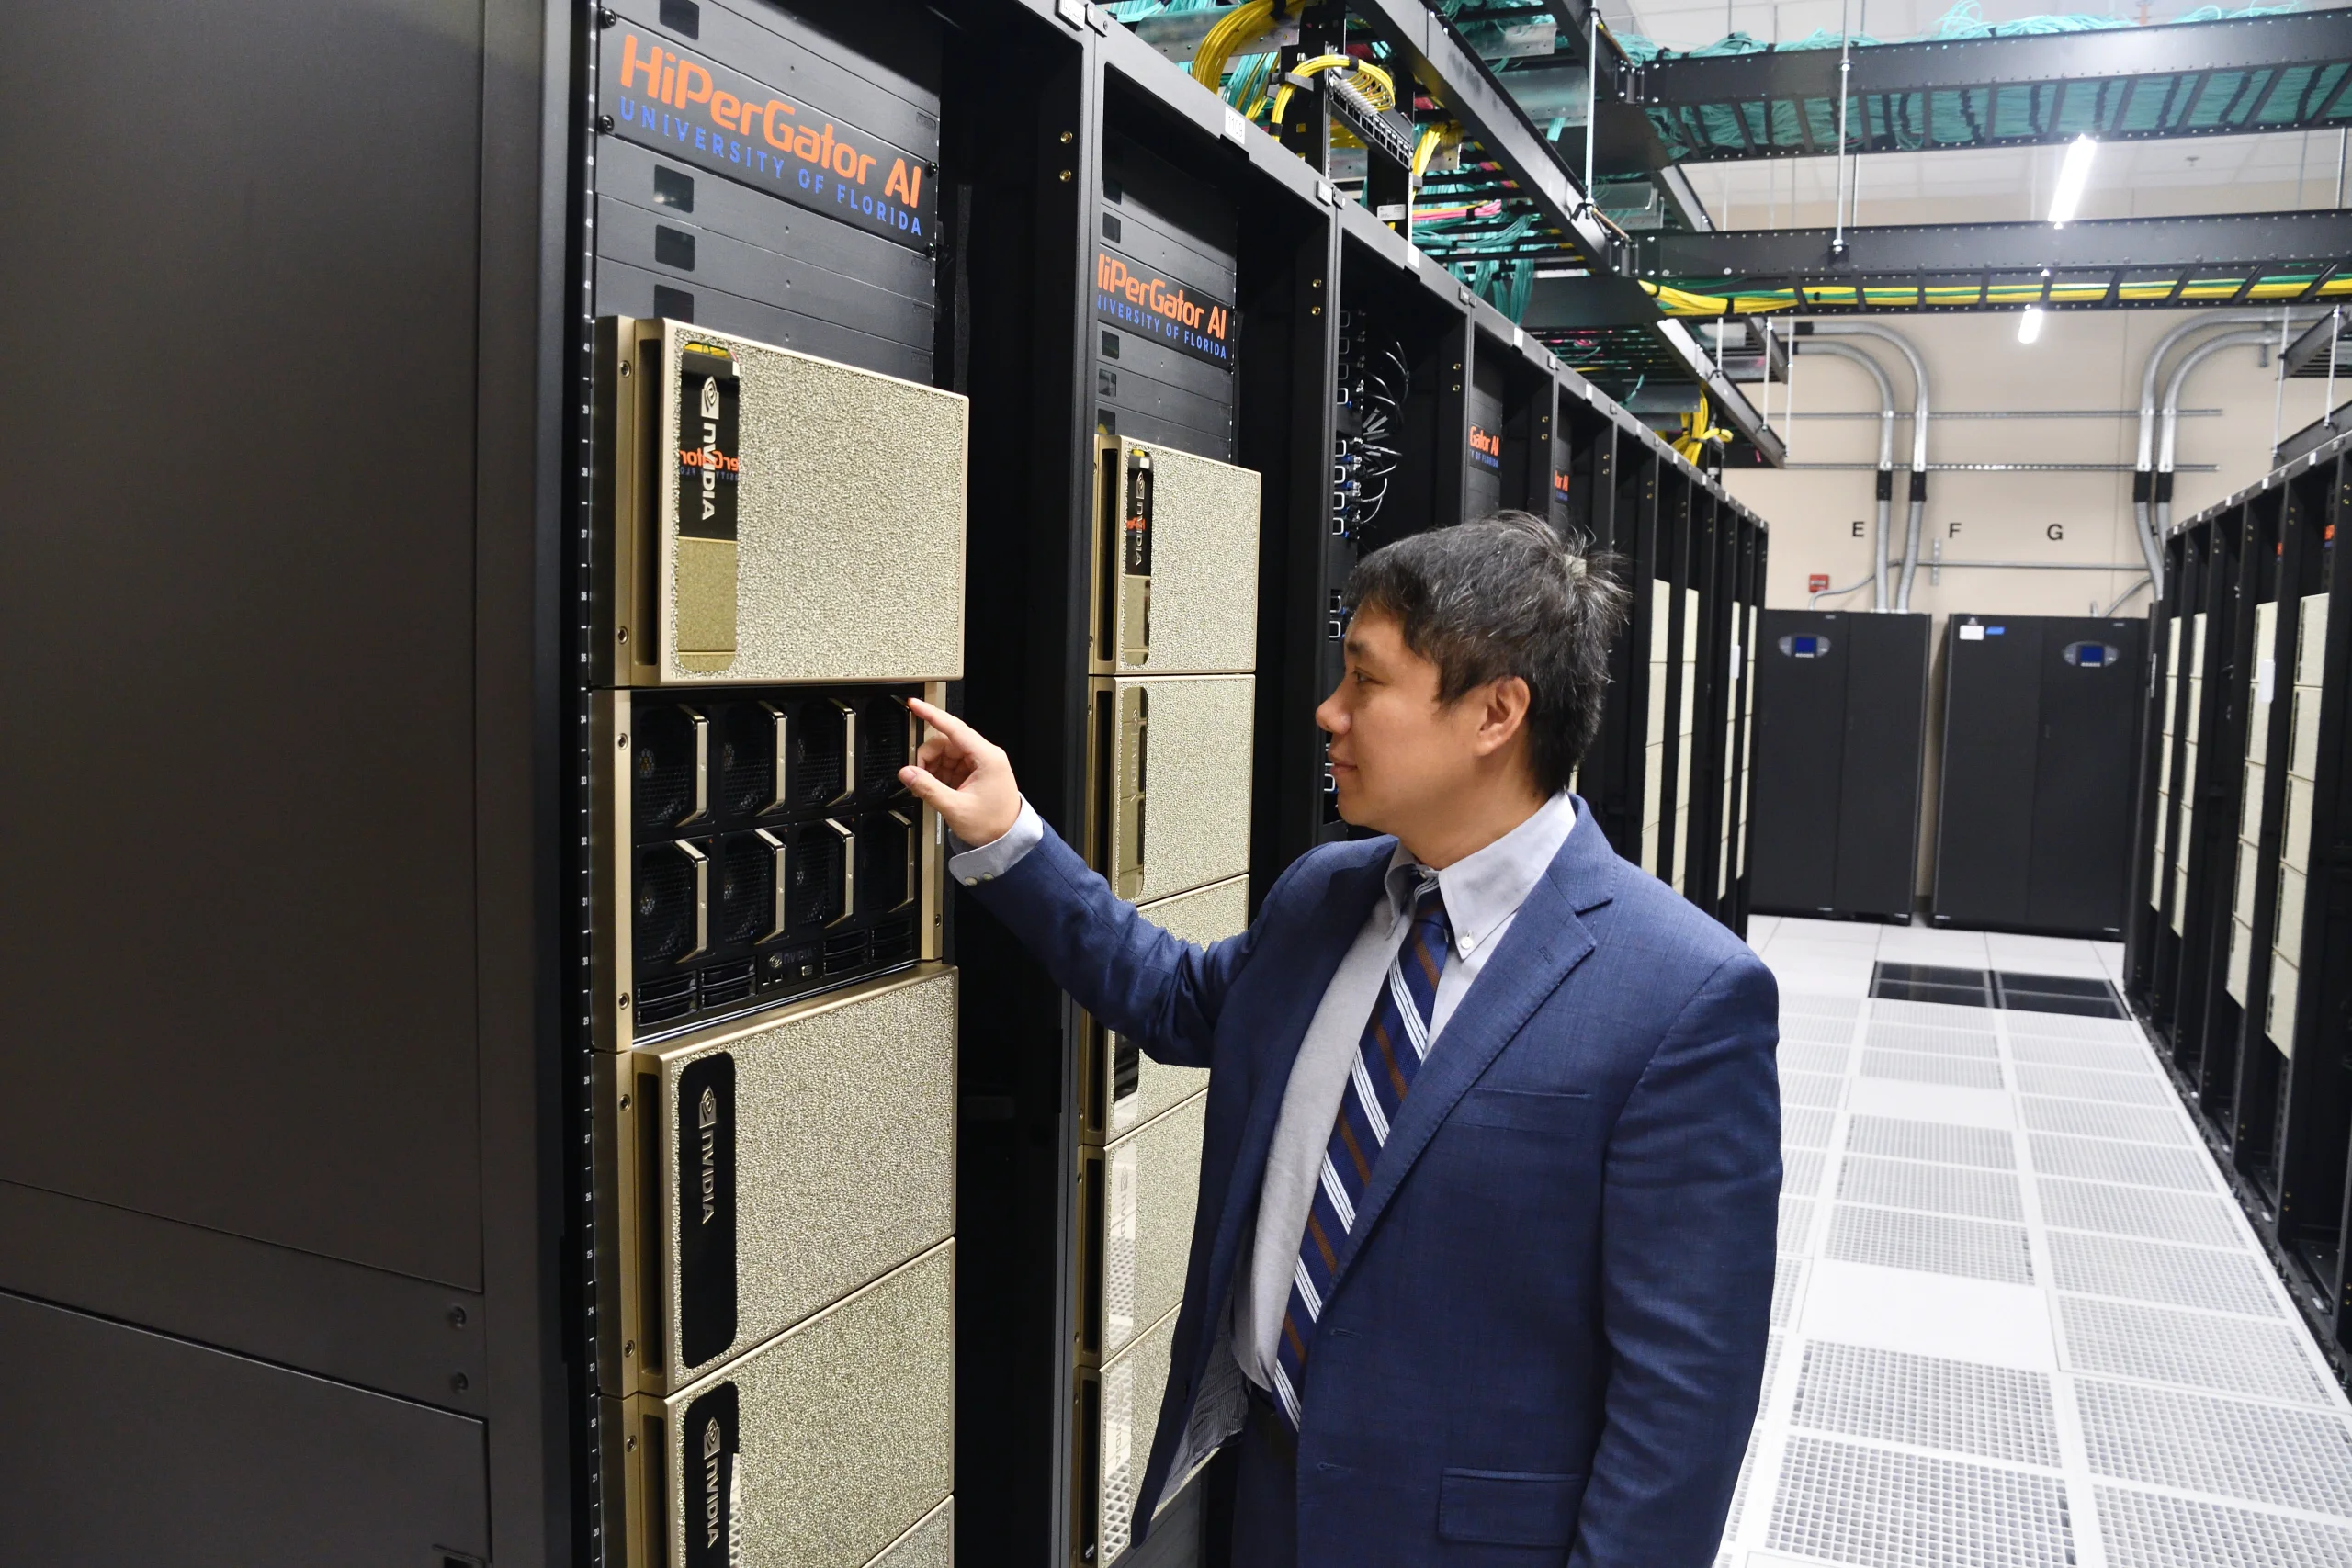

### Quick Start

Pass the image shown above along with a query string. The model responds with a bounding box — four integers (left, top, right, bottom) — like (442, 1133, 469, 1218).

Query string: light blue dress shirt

(948, 791, 1579, 1392)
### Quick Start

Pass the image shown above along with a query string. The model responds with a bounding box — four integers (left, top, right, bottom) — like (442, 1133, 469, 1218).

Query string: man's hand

(899, 697, 1023, 848)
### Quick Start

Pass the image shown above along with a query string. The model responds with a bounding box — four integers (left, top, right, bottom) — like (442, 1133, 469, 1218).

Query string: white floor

(1719, 916, 2352, 1568)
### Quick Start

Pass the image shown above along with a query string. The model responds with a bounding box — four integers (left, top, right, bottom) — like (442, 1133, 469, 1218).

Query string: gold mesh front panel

(600, 967, 956, 1396)
(605, 317, 967, 686)
(1093, 674, 1254, 904)
(1091, 877, 1243, 1141)
(1094, 1092, 1205, 1364)
(625, 1243, 954, 1568)
(1090, 437, 1261, 676)
(1096, 1305, 1180, 1565)
(865, 1498, 954, 1568)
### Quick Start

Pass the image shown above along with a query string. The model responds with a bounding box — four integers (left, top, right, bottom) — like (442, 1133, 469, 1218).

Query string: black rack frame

(2126, 430, 2352, 1393)
(0, 1, 1772, 1563)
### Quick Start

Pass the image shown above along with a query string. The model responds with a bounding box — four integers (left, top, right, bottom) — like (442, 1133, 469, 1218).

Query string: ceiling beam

(1637, 209, 2352, 290)
(1624, 10, 2352, 162)
(1348, 0, 1776, 456)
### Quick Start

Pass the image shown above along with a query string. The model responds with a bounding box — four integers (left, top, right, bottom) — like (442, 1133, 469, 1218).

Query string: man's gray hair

(1343, 512, 1631, 796)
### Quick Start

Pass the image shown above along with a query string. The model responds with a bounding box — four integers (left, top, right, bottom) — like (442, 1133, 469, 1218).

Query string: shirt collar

(1384, 793, 1577, 956)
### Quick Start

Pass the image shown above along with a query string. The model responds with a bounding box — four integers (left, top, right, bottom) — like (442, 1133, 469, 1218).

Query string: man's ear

(1469, 675, 1532, 758)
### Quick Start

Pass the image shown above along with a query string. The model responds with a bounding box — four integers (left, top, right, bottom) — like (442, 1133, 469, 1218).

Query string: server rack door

(1589, 439, 1657, 859)
(1833, 614, 1933, 921)
(1464, 347, 1507, 519)
(1, 1292, 489, 1565)
(2275, 461, 2352, 1303)
(2025, 618, 2146, 938)
(1549, 393, 1577, 535)
(1935, 618, 2045, 928)
(1748, 611, 1850, 913)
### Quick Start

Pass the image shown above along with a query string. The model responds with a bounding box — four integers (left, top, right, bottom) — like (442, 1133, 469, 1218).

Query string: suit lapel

(1327, 800, 1620, 1291)
(1205, 844, 1396, 1280)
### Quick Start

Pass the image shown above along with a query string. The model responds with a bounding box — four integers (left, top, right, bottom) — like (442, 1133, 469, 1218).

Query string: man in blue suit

(901, 513, 1779, 1567)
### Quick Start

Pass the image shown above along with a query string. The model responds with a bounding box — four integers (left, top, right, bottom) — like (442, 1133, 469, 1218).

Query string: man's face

(1315, 609, 1494, 835)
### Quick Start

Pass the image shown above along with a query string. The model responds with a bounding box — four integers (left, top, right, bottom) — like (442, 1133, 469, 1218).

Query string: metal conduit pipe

(2157, 329, 2277, 536)
(2134, 310, 2322, 593)
(1804, 322, 1929, 609)
(1794, 340, 1896, 609)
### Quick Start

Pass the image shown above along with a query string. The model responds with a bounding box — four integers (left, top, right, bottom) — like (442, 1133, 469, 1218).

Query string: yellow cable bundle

(1674, 395, 1732, 462)
(1345, 60, 1396, 110)
(1269, 52, 1396, 129)
(1412, 124, 1444, 180)
(1192, 0, 1276, 90)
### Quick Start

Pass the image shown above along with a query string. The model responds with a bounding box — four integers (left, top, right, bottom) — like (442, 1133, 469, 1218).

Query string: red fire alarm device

(1808, 572, 1830, 593)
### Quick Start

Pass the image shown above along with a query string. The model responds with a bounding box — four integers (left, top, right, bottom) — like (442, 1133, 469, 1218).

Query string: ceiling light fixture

(2047, 135, 2098, 226)
(2018, 306, 2046, 344)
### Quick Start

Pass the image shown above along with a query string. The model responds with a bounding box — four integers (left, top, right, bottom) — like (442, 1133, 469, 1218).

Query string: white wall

(1724, 309, 2341, 899)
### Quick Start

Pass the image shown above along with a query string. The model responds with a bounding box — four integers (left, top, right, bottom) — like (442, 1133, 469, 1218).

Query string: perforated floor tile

(2058, 1296, 2335, 1406)
(1747, 921, 2352, 1568)
(1782, 1106, 1838, 1150)
(1792, 1342, 2061, 1465)
(1783, 1071, 1849, 1110)
(2048, 1230, 2281, 1316)
(1846, 1115, 2017, 1169)
(2095, 1484, 2352, 1568)
(1869, 998, 2004, 1032)
(1759, 1331, 1786, 1410)
(1767, 1436, 2075, 1568)
(1862, 1021, 2002, 1059)
(2012, 1063, 2178, 1106)
(1772, 1257, 1806, 1330)
(1781, 1196, 1817, 1255)
(2026, 1133, 2221, 1192)
(2019, 1097, 2194, 1145)
(2075, 1379, 2352, 1515)
(1783, 1014, 1860, 1046)
(1721, 1427, 1764, 1562)
(2009, 1035, 2161, 1074)
(1861, 1049, 2007, 1089)
(1828, 1204, 2035, 1285)
(2037, 1179, 2244, 1247)
(1838, 1156, 2024, 1222)
(1781, 1042, 1852, 1076)
(2005, 1012, 2142, 1042)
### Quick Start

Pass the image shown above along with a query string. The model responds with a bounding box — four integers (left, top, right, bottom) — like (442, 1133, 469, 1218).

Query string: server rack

(1747, 611, 1933, 923)
(2124, 438, 2352, 1385)
(1931, 614, 2147, 938)
(0, 2, 1780, 1562)
(1715, 513, 1767, 932)
(1549, 387, 1578, 534)
(1466, 314, 1550, 520)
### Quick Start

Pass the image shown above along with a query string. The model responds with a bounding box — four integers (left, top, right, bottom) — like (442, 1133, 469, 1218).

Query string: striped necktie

(1270, 873, 1451, 1431)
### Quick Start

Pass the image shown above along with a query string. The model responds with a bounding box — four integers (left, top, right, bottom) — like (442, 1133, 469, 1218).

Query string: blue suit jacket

(972, 798, 1780, 1566)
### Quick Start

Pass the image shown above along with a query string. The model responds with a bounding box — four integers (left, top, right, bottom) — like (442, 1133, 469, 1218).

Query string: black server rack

(1934, 614, 2147, 937)
(1549, 400, 1577, 533)
(0, 3, 569, 1560)
(1464, 310, 1555, 522)
(0, 1, 1781, 1560)
(1572, 394, 1658, 863)
(1727, 514, 1769, 931)
(1510, 349, 1556, 518)
(2132, 515, 2224, 1054)
(1094, 131, 1240, 461)
(2123, 438, 2352, 1386)
(593, 0, 946, 382)
(1465, 344, 1507, 518)
(1748, 611, 1932, 923)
